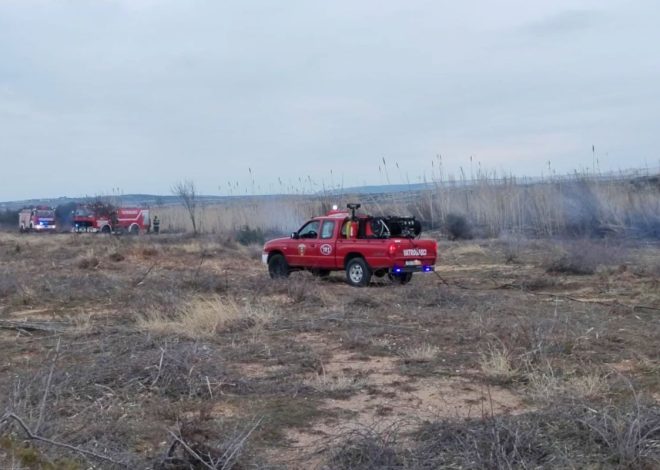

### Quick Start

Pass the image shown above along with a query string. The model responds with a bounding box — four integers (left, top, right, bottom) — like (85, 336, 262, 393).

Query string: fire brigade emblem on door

(298, 244, 306, 255)
(320, 244, 333, 255)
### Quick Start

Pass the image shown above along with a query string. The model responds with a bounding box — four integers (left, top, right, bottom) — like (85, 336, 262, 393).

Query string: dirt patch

(278, 348, 523, 464)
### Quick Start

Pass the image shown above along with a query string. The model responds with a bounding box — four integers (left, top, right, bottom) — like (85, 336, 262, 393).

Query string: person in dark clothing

(152, 215, 160, 234)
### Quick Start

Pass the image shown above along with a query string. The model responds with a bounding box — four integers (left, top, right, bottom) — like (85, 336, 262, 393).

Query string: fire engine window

(320, 221, 335, 239)
(298, 221, 320, 239)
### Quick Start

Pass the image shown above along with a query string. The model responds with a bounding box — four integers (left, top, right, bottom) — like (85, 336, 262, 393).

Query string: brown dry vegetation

(0, 228, 659, 469)
(155, 174, 660, 241)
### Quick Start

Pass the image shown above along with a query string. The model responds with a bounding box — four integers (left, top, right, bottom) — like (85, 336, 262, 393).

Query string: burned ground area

(0, 232, 659, 469)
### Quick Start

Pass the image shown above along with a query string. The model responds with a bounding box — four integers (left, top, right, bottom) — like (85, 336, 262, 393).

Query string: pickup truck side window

(320, 221, 335, 239)
(298, 221, 320, 239)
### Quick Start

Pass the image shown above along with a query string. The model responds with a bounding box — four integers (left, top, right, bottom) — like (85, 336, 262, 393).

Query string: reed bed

(157, 171, 660, 239)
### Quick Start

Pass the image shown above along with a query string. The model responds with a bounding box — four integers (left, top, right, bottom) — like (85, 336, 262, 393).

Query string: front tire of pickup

(346, 258, 371, 287)
(268, 254, 290, 279)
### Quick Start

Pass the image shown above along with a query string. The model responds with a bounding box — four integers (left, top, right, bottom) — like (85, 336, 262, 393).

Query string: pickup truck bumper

(391, 265, 435, 274)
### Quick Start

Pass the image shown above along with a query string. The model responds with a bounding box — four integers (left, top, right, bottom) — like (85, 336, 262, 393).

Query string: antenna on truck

(346, 203, 361, 221)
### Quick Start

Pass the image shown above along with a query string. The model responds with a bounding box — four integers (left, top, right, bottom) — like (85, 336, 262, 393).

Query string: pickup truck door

(313, 220, 338, 269)
(288, 220, 320, 268)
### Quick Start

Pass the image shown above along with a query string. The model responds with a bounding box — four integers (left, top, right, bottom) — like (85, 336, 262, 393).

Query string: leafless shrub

(499, 234, 527, 264)
(108, 251, 125, 262)
(77, 256, 99, 270)
(182, 271, 228, 294)
(579, 398, 660, 468)
(156, 418, 263, 470)
(399, 343, 440, 362)
(414, 411, 571, 469)
(140, 246, 159, 258)
(172, 180, 202, 236)
(240, 243, 263, 260)
(545, 239, 625, 276)
(304, 373, 367, 393)
(325, 424, 410, 470)
(285, 276, 322, 304)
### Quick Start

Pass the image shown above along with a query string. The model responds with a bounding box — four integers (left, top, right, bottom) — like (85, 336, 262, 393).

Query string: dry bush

(545, 239, 625, 275)
(525, 365, 609, 403)
(155, 417, 262, 470)
(304, 373, 367, 393)
(479, 344, 519, 384)
(76, 256, 99, 270)
(239, 242, 263, 261)
(399, 343, 440, 362)
(324, 397, 660, 469)
(579, 398, 660, 468)
(325, 425, 409, 470)
(284, 276, 323, 304)
(108, 251, 125, 262)
(499, 234, 528, 264)
(137, 296, 266, 338)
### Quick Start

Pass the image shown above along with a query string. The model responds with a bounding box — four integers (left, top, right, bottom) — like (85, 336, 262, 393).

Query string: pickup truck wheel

(346, 258, 371, 287)
(268, 254, 290, 279)
(389, 272, 413, 285)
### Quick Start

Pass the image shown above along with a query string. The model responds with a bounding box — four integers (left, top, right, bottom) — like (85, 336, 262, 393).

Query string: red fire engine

(73, 204, 151, 234)
(18, 206, 57, 233)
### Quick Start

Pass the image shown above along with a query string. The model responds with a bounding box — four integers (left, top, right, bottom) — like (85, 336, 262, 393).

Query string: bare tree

(172, 180, 200, 236)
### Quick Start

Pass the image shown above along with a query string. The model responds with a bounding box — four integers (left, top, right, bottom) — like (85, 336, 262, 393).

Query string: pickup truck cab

(262, 204, 437, 287)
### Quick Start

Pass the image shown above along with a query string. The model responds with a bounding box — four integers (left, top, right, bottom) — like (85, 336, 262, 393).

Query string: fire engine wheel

(129, 225, 140, 235)
(346, 258, 371, 287)
(389, 272, 413, 285)
(268, 254, 290, 279)
(101, 225, 112, 234)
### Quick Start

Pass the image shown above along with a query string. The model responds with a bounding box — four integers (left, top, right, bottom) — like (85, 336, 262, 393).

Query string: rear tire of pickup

(389, 272, 413, 285)
(346, 258, 371, 287)
(268, 254, 290, 279)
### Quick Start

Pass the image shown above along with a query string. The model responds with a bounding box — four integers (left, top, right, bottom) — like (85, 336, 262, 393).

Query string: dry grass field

(0, 229, 659, 469)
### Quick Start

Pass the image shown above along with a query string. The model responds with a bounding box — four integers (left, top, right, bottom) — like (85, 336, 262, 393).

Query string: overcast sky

(1, 0, 659, 200)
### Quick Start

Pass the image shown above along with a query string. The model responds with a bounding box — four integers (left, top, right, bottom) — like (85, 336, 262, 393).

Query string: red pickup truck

(262, 204, 437, 287)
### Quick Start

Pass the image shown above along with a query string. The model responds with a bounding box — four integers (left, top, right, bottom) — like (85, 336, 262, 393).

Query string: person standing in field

(153, 215, 160, 234)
